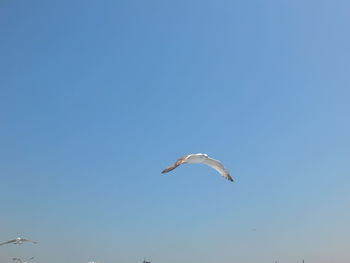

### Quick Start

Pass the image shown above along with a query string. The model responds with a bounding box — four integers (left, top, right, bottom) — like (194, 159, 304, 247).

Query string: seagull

(0, 237, 37, 246)
(12, 257, 34, 263)
(161, 153, 233, 182)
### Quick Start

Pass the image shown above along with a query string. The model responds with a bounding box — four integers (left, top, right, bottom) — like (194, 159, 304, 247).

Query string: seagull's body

(161, 153, 233, 182)
(0, 237, 37, 246)
(12, 257, 34, 263)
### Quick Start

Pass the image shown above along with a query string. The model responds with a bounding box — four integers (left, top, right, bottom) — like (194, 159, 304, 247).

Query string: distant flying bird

(0, 237, 37, 246)
(12, 257, 34, 263)
(161, 153, 233, 182)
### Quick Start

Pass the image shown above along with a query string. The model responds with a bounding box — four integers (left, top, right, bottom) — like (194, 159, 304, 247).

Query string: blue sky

(1, 0, 350, 263)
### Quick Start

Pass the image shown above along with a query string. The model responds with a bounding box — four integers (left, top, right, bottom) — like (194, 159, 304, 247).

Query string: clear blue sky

(1, 1, 350, 263)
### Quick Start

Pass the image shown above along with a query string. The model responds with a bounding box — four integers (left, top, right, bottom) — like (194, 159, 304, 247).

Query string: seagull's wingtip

(227, 174, 234, 182)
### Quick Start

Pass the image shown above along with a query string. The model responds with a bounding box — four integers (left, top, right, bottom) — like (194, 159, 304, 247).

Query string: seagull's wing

(202, 157, 234, 182)
(12, 258, 22, 263)
(28, 257, 34, 261)
(161, 155, 189, 174)
(20, 239, 37, 244)
(0, 239, 16, 245)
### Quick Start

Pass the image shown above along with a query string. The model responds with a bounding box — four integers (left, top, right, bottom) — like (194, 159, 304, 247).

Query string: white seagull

(161, 153, 233, 182)
(12, 257, 34, 263)
(0, 237, 37, 246)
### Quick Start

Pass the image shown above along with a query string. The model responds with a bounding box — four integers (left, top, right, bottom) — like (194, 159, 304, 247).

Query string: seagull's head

(195, 153, 208, 160)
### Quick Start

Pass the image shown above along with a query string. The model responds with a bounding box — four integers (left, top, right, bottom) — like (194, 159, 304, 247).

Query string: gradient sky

(1, 1, 350, 263)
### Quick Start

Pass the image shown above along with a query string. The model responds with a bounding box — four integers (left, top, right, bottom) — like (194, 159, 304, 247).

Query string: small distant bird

(12, 257, 34, 263)
(161, 153, 233, 182)
(0, 237, 37, 246)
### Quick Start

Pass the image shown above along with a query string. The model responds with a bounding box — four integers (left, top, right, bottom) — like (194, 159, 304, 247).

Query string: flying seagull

(0, 237, 37, 246)
(12, 257, 34, 263)
(161, 153, 233, 182)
